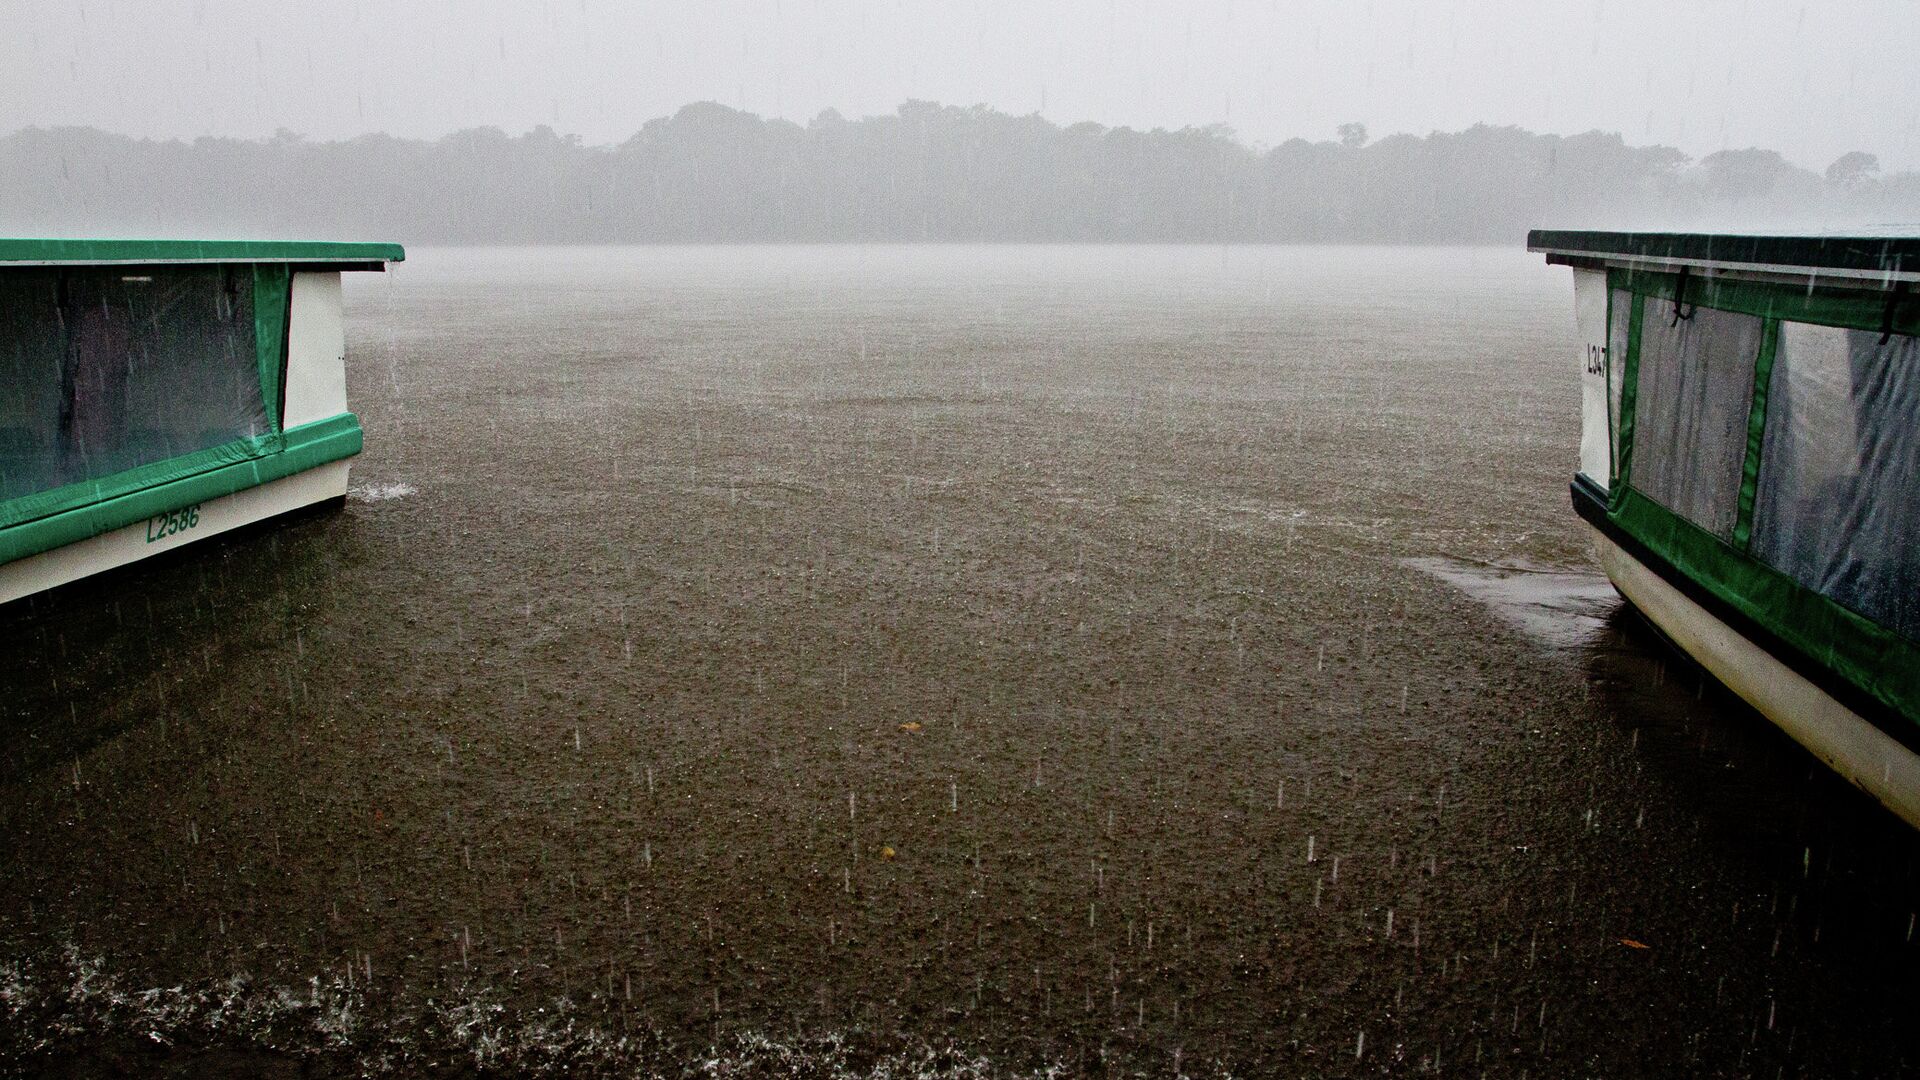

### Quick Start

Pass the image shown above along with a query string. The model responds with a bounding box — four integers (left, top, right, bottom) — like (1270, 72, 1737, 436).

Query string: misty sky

(5, 0, 1917, 171)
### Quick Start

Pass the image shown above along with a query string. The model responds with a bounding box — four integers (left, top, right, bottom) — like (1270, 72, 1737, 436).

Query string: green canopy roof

(0, 238, 403, 268)
(1528, 230, 1920, 283)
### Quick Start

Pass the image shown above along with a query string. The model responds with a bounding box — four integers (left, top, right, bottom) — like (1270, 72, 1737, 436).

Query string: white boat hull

(1591, 523, 1920, 828)
(0, 460, 349, 606)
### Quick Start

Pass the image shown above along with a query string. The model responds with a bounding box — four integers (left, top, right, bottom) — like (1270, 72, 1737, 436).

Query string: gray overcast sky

(5, 0, 1917, 170)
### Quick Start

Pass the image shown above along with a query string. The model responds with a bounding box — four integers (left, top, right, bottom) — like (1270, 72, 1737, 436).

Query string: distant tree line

(3, 101, 1916, 244)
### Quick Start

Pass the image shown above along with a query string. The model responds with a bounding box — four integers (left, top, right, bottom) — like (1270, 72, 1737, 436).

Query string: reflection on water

(0, 505, 363, 786)
(1416, 548, 1918, 838)
(1425, 549, 1920, 1033)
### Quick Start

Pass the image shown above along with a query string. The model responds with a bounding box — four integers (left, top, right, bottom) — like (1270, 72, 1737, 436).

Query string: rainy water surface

(3, 246, 1918, 1076)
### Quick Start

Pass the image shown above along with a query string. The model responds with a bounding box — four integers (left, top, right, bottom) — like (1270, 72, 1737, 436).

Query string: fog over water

(8, 2, 1917, 242)
(3, 247, 1918, 1076)
(11, 105, 1920, 244)
(5, 1, 1918, 172)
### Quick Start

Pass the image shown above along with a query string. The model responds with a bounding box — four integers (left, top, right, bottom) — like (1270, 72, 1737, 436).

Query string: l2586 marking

(145, 504, 201, 543)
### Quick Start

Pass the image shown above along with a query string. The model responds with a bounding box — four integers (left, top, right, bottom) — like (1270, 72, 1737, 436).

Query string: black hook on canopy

(1880, 283, 1909, 346)
(1670, 266, 1696, 327)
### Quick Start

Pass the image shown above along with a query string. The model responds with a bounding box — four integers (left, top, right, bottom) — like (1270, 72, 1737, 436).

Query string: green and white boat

(0, 239, 403, 604)
(1530, 230, 1919, 826)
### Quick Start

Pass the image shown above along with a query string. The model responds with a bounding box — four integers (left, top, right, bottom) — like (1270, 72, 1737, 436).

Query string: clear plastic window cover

(1629, 302, 1762, 540)
(1608, 290, 1631, 474)
(0, 266, 267, 503)
(1751, 324, 1920, 641)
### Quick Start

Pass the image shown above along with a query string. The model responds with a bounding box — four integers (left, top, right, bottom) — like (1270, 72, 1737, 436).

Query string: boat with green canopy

(0, 238, 403, 603)
(1529, 230, 1919, 826)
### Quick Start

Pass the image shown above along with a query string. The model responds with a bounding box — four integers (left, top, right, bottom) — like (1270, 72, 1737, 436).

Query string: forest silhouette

(4, 101, 1915, 243)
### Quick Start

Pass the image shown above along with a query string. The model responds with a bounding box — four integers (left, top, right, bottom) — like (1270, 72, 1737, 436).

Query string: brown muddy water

(2, 246, 1918, 1078)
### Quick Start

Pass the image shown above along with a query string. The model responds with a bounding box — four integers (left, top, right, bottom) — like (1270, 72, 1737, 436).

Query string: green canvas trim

(1607, 267, 1920, 335)
(0, 436, 275, 530)
(1610, 487, 1920, 727)
(1588, 259, 1920, 729)
(0, 413, 360, 566)
(1732, 320, 1779, 551)
(253, 264, 292, 431)
(0, 263, 293, 525)
(1611, 292, 1645, 510)
(0, 238, 404, 266)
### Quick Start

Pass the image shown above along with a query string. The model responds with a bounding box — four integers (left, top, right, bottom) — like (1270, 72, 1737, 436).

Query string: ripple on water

(0, 946, 1039, 1078)
(1404, 556, 1619, 650)
(347, 481, 417, 503)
